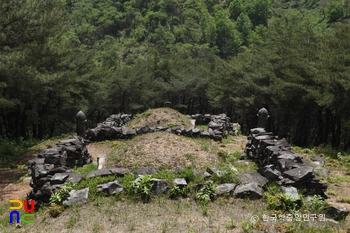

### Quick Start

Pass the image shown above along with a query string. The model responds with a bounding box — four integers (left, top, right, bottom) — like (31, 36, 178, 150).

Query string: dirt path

(0, 151, 38, 203)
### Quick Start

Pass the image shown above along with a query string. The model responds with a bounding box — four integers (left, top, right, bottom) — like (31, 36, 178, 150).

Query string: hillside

(1, 0, 350, 150)
(127, 108, 193, 129)
(1, 132, 350, 232)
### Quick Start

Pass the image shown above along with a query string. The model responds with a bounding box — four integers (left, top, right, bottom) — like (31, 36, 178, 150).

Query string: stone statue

(257, 108, 269, 129)
(76, 111, 87, 138)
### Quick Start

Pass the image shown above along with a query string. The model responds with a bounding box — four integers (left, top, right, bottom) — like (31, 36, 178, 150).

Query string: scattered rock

(283, 166, 313, 182)
(174, 178, 187, 187)
(97, 181, 124, 195)
(109, 167, 129, 177)
(207, 167, 228, 177)
(237, 172, 269, 188)
(234, 182, 263, 199)
(86, 168, 112, 178)
(281, 186, 301, 202)
(63, 188, 89, 205)
(151, 179, 170, 194)
(133, 167, 158, 175)
(325, 206, 349, 221)
(314, 167, 330, 178)
(215, 183, 236, 195)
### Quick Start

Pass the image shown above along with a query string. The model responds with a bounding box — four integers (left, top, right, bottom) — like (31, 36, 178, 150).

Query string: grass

(127, 108, 192, 129)
(1, 129, 350, 232)
(106, 132, 219, 170)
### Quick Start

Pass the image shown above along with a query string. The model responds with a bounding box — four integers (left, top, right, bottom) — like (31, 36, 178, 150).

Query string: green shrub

(72, 163, 98, 176)
(196, 181, 216, 205)
(169, 185, 190, 199)
(309, 195, 327, 213)
(264, 193, 298, 212)
(131, 175, 153, 202)
(74, 176, 117, 200)
(50, 182, 76, 205)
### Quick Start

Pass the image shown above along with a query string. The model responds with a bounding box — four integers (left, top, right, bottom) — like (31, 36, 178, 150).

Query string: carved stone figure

(257, 108, 269, 129)
(76, 111, 87, 138)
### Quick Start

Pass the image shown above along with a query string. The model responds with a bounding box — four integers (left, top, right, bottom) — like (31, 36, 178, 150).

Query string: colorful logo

(9, 199, 35, 224)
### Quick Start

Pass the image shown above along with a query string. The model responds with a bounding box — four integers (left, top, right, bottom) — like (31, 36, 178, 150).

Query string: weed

(241, 220, 255, 232)
(230, 150, 242, 159)
(275, 223, 296, 233)
(127, 220, 136, 231)
(48, 204, 63, 218)
(225, 217, 237, 229)
(326, 190, 336, 196)
(178, 166, 200, 183)
(184, 153, 196, 160)
(337, 197, 350, 204)
(65, 215, 77, 229)
(196, 181, 216, 205)
(50, 182, 76, 205)
(264, 193, 298, 212)
(72, 163, 98, 176)
(210, 163, 239, 184)
(266, 182, 282, 195)
(92, 223, 104, 233)
(169, 185, 190, 199)
(217, 149, 228, 159)
(309, 195, 327, 213)
(75, 176, 116, 200)
(131, 175, 153, 202)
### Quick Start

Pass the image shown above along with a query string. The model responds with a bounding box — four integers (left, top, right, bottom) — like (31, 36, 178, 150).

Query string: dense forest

(0, 0, 350, 148)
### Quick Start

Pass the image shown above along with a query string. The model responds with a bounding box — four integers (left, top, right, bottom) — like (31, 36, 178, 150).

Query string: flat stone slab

(97, 181, 124, 195)
(207, 167, 228, 177)
(86, 168, 112, 178)
(174, 178, 187, 187)
(215, 183, 236, 195)
(234, 182, 263, 199)
(109, 167, 129, 176)
(133, 167, 158, 175)
(152, 179, 170, 194)
(237, 172, 269, 187)
(281, 186, 301, 202)
(308, 157, 326, 167)
(66, 173, 82, 183)
(325, 206, 349, 221)
(63, 188, 89, 205)
(258, 165, 281, 181)
(314, 167, 330, 178)
(50, 173, 69, 185)
(283, 165, 313, 182)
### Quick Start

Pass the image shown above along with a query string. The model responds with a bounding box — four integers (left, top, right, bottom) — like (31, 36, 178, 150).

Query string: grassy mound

(106, 132, 220, 170)
(127, 108, 193, 129)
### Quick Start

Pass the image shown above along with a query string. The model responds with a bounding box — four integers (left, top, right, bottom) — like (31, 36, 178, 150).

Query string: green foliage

(241, 220, 255, 232)
(131, 175, 154, 202)
(308, 195, 327, 213)
(327, 1, 345, 23)
(169, 185, 190, 199)
(50, 182, 76, 205)
(1, 0, 350, 153)
(264, 193, 299, 212)
(196, 181, 216, 204)
(74, 176, 117, 200)
(210, 164, 239, 184)
(72, 163, 98, 176)
(177, 166, 200, 183)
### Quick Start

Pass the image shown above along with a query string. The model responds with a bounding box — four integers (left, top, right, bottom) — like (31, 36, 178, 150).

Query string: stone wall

(86, 113, 241, 142)
(245, 127, 328, 198)
(27, 136, 91, 202)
